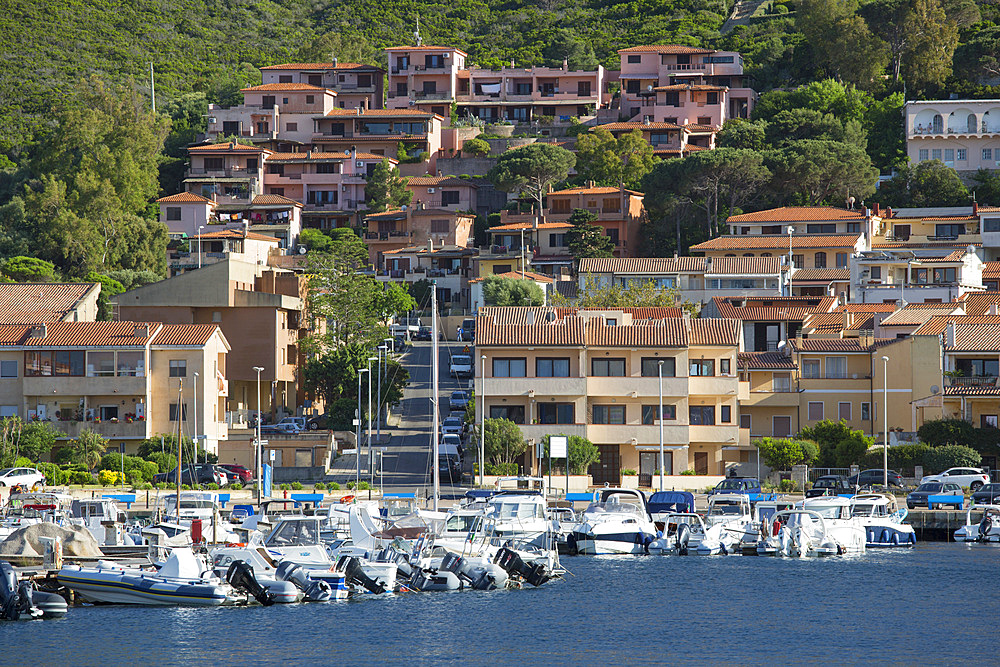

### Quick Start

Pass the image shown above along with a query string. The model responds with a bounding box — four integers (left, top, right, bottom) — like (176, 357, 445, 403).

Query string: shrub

(291, 481, 303, 491)
(37, 462, 67, 485)
(861, 443, 932, 473)
(779, 478, 798, 492)
(205, 483, 220, 490)
(98, 470, 121, 486)
(144, 452, 176, 476)
(924, 444, 982, 473)
(181, 484, 191, 490)
(358, 481, 370, 490)
(279, 483, 291, 491)
(680, 469, 697, 476)
(486, 462, 519, 475)
(14, 456, 33, 468)
(621, 468, 637, 476)
(137, 482, 153, 490)
(462, 137, 490, 156)
(72, 471, 93, 485)
(229, 482, 243, 490)
(346, 481, 356, 490)
(126, 469, 143, 487)
(156, 482, 172, 490)
(329, 482, 340, 491)
(314, 482, 326, 491)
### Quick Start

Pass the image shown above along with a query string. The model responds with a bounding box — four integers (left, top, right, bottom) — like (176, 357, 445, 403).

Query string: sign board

(119, 442, 127, 454)
(549, 435, 568, 459)
(849, 465, 860, 477)
(258, 439, 269, 446)
(269, 450, 276, 462)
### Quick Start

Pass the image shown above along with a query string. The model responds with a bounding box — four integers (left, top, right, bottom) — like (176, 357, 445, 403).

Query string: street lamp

(882, 355, 889, 487)
(658, 359, 664, 492)
(368, 356, 377, 486)
(480, 354, 487, 487)
(252, 366, 264, 504)
(376, 345, 387, 443)
(193, 371, 199, 463)
(787, 225, 794, 296)
(356, 368, 369, 490)
(198, 225, 205, 269)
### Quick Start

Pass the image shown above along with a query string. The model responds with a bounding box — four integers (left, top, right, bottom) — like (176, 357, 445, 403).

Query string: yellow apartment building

(476, 307, 749, 485)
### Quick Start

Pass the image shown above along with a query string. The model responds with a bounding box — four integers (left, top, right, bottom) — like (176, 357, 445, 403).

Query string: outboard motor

(675, 523, 691, 556)
(977, 514, 994, 543)
(225, 560, 275, 606)
(0, 561, 30, 621)
(337, 556, 386, 595)
(494, 547, 550, 587)
(441, 553, 508, 591)
(275, 561, 332, 602)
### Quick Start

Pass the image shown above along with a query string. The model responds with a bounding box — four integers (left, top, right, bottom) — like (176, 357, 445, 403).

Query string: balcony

(520, 423, 587, 442)
(412, 91, 452, 101)
(882, 233, 979, 244)
(186, 167, 258, 179)
(364, 231, 412, 242)
(947, 375, 999, 387)
(53, 420, 149, 439)
(689, 423, 739, 444)
(688, 376, 740, 396)
(485, 377, 586, 397)
(744, 390, 800, 407)
(586, 376, 688, 398)
(587, 423, 689, 445)
(24, 375, 146, 397)
(909, 126, 1000, 139)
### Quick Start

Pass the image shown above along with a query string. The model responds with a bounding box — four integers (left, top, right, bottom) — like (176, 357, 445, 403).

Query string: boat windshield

(715, 479, 748, 491)
(809, 505, 848, 519)
(490, 502, 543, 520)
(709, 501, 746, 516)
(585, 501, 644, 517)
(445, 513, 479, 533)
(164, 498, 217, 513)
(266, 519, 320, 547)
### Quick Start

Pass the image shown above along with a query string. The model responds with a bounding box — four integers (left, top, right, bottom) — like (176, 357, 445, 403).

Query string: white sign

(269, 450, 276, 462)
(258, 439, 269, 446)
(549, 435, 568, 459)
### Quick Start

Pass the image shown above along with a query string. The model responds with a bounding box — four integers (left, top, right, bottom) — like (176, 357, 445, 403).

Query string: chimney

(333, 57, 338, 67)
(990, 304, 999, 316)
(360, 99, 367, 113)
(974, 200, 979, 215)
(351, 146, 357, 162)
(886, 207, 893, 218)
(428, 239, 434, 252)
(587, 180, 595, 189)
(30, 324, 46, 339)
(562, 58, 568, 71)
(306, 149, 312, 159)
(134, 324, 149, 338)
(843, 310, 850, 331)
(437, 169, 442, 177)
(946, 320, 956, 348)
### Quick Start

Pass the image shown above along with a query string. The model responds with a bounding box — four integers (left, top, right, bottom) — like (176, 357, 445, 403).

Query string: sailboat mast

(176, 379, 182, 524)
(431, 282, 440, 511)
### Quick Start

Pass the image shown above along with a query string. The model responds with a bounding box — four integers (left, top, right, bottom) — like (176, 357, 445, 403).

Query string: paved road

(375, 338, 475, 499)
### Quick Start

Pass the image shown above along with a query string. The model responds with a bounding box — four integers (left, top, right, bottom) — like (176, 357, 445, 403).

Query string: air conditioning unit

(444, 53, 450, 58)
(356, 161, 364, 168)
(341, 185, 347, 191)
(428, 187, 436, 193)
(208, 117, 217, 124)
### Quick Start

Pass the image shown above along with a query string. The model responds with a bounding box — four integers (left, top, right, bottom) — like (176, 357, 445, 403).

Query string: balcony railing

(187, 167, 258, 178)
(364, 231, 412, 240)
(412, 91, 451, 100)
(947, 375, 999, 387)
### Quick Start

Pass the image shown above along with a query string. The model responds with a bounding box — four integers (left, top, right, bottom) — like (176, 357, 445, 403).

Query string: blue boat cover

(465, 489, 499, 500)
(647, 491, 695, 514)
(383, 492, 416, 499)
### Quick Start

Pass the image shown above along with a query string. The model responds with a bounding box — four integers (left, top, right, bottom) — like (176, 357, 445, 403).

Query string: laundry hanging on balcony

(480, 83, 501, 95)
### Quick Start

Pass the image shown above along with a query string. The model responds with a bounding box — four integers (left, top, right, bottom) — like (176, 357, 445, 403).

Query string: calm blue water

(4, 543, 998, 666)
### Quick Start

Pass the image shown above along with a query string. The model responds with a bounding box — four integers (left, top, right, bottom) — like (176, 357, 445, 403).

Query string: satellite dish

(647, 84, 653, 91)
(931, 385, 940, 395)
(298, 246, 307, 255)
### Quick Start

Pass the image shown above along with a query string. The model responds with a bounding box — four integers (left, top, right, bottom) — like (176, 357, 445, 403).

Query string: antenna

(414, 15, 422, 46)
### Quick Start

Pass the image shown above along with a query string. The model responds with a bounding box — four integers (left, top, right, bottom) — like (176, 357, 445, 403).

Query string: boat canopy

(647, 491, 695, 515)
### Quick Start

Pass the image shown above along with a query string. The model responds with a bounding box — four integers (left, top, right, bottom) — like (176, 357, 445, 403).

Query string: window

(169, 360, 187, 377)
(792, 254, 804, 268)
(861, 402, 871, 421)
(721, 405, 731, 423)
(919, 149, 929, 161)
(985, 218, 1000, 232)
(53, 351, 85, 376)
(944, 149, 955, 163)
(642, 404, 677, 424)
(305, 94, 315, 104)
(740, 414, 751, 430)
(204, 157, 224, 170)
(773, 372, 791, 392)
(536, 358, 570, 377)
(836, 253, 849, 268)
(955, 358, 1000, 377)
(87, 351, 114, 377)
(663, 92, 679, 107)
(893, 224, 910, 240)
(720, 359, 731, 375)
(936, 223, 965, 239)
(591, 358, 625, 376)
(808, 401, 824, 421)
(690, 359, 715, 376)
(814, 252, 827, 268)
(985, 148, 993, 161)
(838, 402, 852, 421)
(538, 403, 574, 424)
(490, 405, 525, 423)
(549, 233, 567, 247)
(441, 191, 460, 206)
(933, 267, 957, 284)
(0, 361, 15, 378)
(806, 224, 836, 234)
(803, 359, 821, 379)
(871, 266, 882, 279)
(430, 219, 449, 233)
(592, 405, 625, 424)
(958, 148, 967, 161)
(626, 80, 640, 94)
(281, 98, 289, 105)
(492, 358, 526, 377)
(689, 405, 715, 425)
(826, 356, 847, 378)
(551, 199, 571, 213)
(286, 122, 298, 132)
(166, 207, 182, 221)
(169, 403, 189, 421)
(641, 357, 675, 377)
(278, 75, 292, 83)
(706, 92, 718, 105)
(627, 55, 641, 63)
(932, 148, 942, 160)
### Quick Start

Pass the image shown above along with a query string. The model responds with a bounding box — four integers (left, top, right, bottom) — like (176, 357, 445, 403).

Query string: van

(438, 454, 462, 482)
(449, 354, 473, 378)
(441, 434, 463, 458)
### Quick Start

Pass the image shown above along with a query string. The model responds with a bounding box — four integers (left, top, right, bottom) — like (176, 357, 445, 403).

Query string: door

(100, 406, 118, 421)
(589, 444, 620, 486)
(694, 451, 709, 476)
(639, 452, 657, 488)
(773, 415, 791, 438)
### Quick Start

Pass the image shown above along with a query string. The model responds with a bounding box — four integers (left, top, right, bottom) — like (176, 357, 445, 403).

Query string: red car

(219, 464, 253, 484)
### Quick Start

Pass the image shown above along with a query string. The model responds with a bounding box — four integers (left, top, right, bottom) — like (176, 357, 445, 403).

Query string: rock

(0, 522, 103, 558)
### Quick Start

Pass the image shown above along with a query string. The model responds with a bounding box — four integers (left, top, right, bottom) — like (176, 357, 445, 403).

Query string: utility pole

(149, 62, 156, 115)
(432, 282, 440, 510)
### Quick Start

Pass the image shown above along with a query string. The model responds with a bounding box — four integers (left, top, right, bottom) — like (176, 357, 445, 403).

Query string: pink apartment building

(455, 64, 609, 122)
(258, 60, 385, 109)
(363, 205, 475, 266)
(405, 176, 478, 212)
(311, 108, 444, 173)
(386, 46, 467, 116)
(905, 99, 1000, 174)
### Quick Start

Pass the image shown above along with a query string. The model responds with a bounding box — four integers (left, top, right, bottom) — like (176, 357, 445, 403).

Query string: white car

(0, 467, 45, 488)
(441, 416, 465, 437)
(449, 354, 473, 378)
(920, 467, 990, 491)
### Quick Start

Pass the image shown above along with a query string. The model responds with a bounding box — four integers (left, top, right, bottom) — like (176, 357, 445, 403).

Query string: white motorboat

(0, 493, 74, 540)
(151, 492, 239, 544)
(954, 505, 1000, 542)
(570, 488, 657, 555)
(697, 494, 754, 555)
(757, 497, 866, 557)
(850, 494, 916, 547)
(210, 541, 344, 602)
(648, 513, 709, 555)
(57, 548, 230, 606)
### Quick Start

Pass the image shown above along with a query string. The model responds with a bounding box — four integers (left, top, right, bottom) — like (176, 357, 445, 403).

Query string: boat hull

(571, 532, 651, 555)
(57, 568, 228, 606)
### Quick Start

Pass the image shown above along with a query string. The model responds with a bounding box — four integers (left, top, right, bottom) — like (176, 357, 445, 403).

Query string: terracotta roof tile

(585, 317, 690, 347)
(260, 62, 379, 71)
(982, 261, 1000, 280)
(948, 323, 1000, 351)
(385, 46, 468, 55)
(189, 143, 269, 153)
(405, 176, 477, 187)
(577, 257, 707, 273)
(713, 296, 837, 321)
(839, 303, 898, 313)
(913, 315, 1000, 336)
(708, 257, 784, 275)
(240, 83, 329, 92)
(550, 186, 643, 196)
(738, 351, 797, 370)
(469, 271, 554, 284)
(944, 385, 1000, 395)
(791, 268, 851, 282)
(691, 234, 861, 251)
(880, 305, 962, 327)
(683, 123, 719, 132)
(959, 292, 1000, 315)
(689, 318, 741, 346)
(618, 45, 715, 54)
(654, 84, 727, 91)
(597, 122, 681, 131)
(0, 321, 161, 347)
(194, 229, 280, 242)
(488, 222, 574, 231)
(727, 206, 867, 224)
(265, 151, 392, 162)
(157, 192, 216, 205)
(251, 194, 303, 207)
(152, 324, 220, 347)
(0, 284, 101, 325)
(790, 338, 894, 352)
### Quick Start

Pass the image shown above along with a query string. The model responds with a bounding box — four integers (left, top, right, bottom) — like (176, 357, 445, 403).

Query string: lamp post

(787, 225, 794, 296)
(480, 354, 487, 487)
(658, 360, 665, 492)
(198, 225, 205, 269)
(193, 371, 199, 463)
(252, 366, 264, 504)
(376, 345, 387, 443)
(882, 355, 889, 487)
(356, 368, 369, 490)
(368, 356, 377, 486)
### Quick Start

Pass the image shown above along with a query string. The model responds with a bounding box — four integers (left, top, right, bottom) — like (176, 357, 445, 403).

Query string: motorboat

(68, 498, 142, 546)
(210, 542, 343, 602)
(697, 494, 754, 555)
(1, 560, 67, 620)
(954, 505, 1000, 542)
(0, 493, 74, 540)
(648, 513, 708, 555)
(57, 548, 230, 606)
(850, 494, 916, 547)
(570, 488, 657, 555)
(757, 497, 866, 557)
(150, 493, 239, 544)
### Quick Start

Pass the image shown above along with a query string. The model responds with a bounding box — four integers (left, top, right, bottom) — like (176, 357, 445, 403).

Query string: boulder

(0, 522, 103, 558)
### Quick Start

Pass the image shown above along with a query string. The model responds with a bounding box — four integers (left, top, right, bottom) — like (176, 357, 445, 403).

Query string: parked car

(0, 467, 45, 488)
(920, 467, 989, 492)
(971, 482, 1000, 505)
(414, 326, 433, 341)
(261, 422, 301, 435)
(457, 318, 475, 342)
(306, 414, 337, 431)
(438, 453, 462, 483)
(449, 355, 473, 378)
(848, 469, 904, 488)
(807, 475, 853, 498)
(153, 464, 229, 486)
(389, 317, 422, 337)
(219, 464, 253, 484)
(907, 481, 963, 509)
(708, 477, 761, 496)
(441, 416, 465, 437)
(442, 433, 464, 458)
(449, 390, 470, 411)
